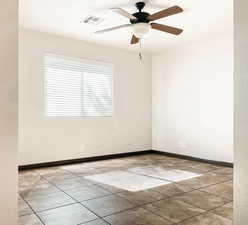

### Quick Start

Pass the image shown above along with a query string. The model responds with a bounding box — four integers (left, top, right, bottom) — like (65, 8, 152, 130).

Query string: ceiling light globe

(133, 23, 151, 38)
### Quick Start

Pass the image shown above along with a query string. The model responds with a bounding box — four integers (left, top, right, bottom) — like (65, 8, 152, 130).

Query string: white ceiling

(20, 0, 233, 53)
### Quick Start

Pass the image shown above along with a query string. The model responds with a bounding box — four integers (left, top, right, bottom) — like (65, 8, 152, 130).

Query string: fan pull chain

(139, 39, 142, 60)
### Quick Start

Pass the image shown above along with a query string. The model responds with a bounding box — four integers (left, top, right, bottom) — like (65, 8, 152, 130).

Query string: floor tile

(126, 154, 160, 163)
(174, 190, 230, 210)
(63, 166, 101, 176)
(174, 178, 200, 190)
(132, 153, 165, 160)
(50, 177, 93, 191)
(61, 164, 84, 170)
(19, 176, 46, 192)
(151, 182, 193, 197)
(154, 164, 182, 171)
(79, 160, 113, 168)
(176, 172, 232, 189)
(19, 214, 43, 225)
(90, 159, 133, 170)
(80, 219, 109, 225)
(64, 161, 118, 175)
(212, 202, 233, 220)
(117, 189, 167, 206)
(85, 170, 170, 192)
(104, 207, 173, 225)
(65, 184, 111, 201)
(144, 198, 205, 223)
(19, 171, 40, 180)
(200, 181, 233, 200)
(177, 212, 232, 225)
(35, 167, 64, 176)
(155, 158, 180, 166)
(125, 155, 181, 168)
(211, 170, 233, 180)
(128, 166, 202, 182)
(38, 203, 98, 225)
(20, 180, 60, 199)
(19, 197, 33, 216)
(42, 170, 77, 181)
(18, 154, 233, 225)
(181, 163, 221, 173)
(214, 167, 233, 176)
(173, 159, 202, 167)
(81, 195, 135, 217)
(93, 182, 124, 193)
(26, 191, 76, 212)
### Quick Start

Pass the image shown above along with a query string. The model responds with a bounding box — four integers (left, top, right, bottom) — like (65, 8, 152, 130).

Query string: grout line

(30, 202, 78, 214)
(125, 166, 231, 182)
(18, 195, 34, 217)
(91, 179, 233, 223)
(124, 169, 178, 183)
(78, 167, 232, 193)
(24, 175, 233, 206)
(42, 174, 168, 223)
(140, 207, 178, 225)
(148, 178, 234, 203)
(136, 184, 233, 224)
(176, 201, 233, 224)
(140, 189, 233, 224)
(19, 156, 233, 224)
(169, 194, 233, 212)
(21, 197, 46, 225)
(21, 175, 233, 207)
(77, 218, 111, 225)
(98, 176, 234, 223)
(43, 177, 116, 200)
(40, 174, 112, 225)
(77, 204, 112, 225)
(197, 188, 233, 202)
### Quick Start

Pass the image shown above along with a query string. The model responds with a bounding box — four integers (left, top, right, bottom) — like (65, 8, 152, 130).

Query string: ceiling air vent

(82, 15, 104, 25)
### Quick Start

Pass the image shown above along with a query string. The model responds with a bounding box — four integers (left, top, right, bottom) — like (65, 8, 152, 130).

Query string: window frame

(43, 53, 114, 118)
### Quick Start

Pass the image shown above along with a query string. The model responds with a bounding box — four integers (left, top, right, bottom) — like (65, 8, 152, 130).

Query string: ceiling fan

(95, 1, 183, 44)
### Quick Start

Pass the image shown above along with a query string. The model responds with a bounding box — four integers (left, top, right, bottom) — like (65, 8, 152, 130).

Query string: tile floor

(19, 153, 233, 225)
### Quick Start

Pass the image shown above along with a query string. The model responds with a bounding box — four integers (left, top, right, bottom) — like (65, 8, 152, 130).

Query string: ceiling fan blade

(111, 7, 137, 20)
(148, 6, 183, 21)
(95, 24, 132, 34)
(151, 23, 183, 35)
(131, 35, 140, 44)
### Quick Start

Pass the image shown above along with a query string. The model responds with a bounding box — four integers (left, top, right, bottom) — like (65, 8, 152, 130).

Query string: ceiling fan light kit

(132, 22, 151, 38)
(95, 1, 184, 45)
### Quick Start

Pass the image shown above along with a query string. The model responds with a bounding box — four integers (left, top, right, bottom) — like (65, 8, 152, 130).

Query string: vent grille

(82, 15, 104, 25)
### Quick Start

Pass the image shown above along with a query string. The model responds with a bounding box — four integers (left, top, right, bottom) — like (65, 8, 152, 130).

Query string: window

(44, 54, 113, 117)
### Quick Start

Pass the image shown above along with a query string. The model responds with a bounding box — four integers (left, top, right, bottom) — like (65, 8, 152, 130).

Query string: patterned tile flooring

(19, 154, 233, 225)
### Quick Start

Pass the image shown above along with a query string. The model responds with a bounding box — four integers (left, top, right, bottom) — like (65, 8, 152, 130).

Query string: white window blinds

(44, 55, 113, 117)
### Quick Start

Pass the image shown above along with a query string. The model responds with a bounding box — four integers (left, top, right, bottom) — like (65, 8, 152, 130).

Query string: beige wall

(234, 0, 248, 223)
(19, 29, 152, 165)
(0, 0, 18, 224)
(152, 34, 233, 163)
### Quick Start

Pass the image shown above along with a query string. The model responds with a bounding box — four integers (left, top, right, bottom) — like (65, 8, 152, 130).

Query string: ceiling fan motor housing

(130, 2, 150, 24)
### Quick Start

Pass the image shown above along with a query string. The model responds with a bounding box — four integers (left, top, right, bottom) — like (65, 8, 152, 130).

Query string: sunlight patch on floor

(84, 167, 202, 192)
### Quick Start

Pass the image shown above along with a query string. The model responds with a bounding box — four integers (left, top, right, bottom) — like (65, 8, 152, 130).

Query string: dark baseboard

(153, 150, 233, 168)
(19, 149, 233, 171)
(18, 150, 154, 171)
